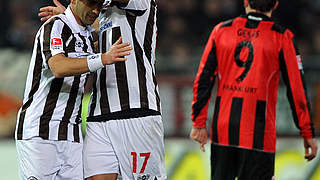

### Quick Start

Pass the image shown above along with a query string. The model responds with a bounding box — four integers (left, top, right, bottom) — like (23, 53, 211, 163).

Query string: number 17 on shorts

(131, 152, 152, 180)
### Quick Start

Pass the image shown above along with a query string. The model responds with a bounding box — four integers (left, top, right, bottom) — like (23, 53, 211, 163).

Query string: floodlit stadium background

(0, 0, 320, 179)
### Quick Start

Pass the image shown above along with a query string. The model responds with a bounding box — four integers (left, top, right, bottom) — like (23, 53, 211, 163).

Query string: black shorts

(211, 144, 275, 180)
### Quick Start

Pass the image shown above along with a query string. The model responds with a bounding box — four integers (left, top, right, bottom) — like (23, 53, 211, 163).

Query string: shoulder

(214, 16, 242, 32)
(271, 21, 294, 37)
(43, 14, 73, 34)
(210, 17, 237, 37)
(271, 22, 287, 34)
(220, 18, 235, 28)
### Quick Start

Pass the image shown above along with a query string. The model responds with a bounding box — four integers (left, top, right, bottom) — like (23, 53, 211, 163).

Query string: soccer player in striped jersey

(190, 0, 318, 179)
(39, 0, 166, 179)
(16, 0, 132, 179)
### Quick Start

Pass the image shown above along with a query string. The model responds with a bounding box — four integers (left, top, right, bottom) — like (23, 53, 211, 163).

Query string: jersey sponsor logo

(75, 41, 84, 48)
(50, 38, 63, 50)
(222, 84, 258, 94)
(296, 55, 303, 70)
(27, 176, 38, 180)
(100, 21, 113, 32)
(137, 174, 150, 180)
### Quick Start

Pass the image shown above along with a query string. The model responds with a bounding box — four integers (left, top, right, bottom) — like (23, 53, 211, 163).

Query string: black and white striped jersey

(88, 0, 160, 119)
(15, 7, 95, 143)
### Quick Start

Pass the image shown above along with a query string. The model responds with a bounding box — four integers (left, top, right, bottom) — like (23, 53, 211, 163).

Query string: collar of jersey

(65, 6, 95, 34)
(243, 12, 273, 22)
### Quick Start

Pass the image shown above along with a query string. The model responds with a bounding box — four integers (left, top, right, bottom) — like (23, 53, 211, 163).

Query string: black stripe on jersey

(212, 96, 221, 143)
(228, 97, 243, 146)
(39, 78, 64, 140)
(75, 75, 89, 123)
(43, 20, 55, 63)
(253, 100, 266, 150)
(66, 35, 76, 54)
(100, 67, 110, 114)
(75, 94, 83, 124)
(89, 35, 96, 53)
(58, 76, 81, 141)
(78, 34, 89, 53)
(101, 30, 107, 53)
(299, 70, 315, 137)
(153, 74, 161, 111)
(281, 40, 314, 137)
(55, 17, 75, 55)
(245, 19, 260, 29)
(291, 38, 313, 135)
(143, 0, 156, 64)
(112, 26, 131, 109)
(87, 108, 160, 122)
(220, 19, 234, 28)
(126, 14, 149, 109)
(193, 42, 218, 120)
(279, 49, 300, 129)
(292, 37, 300, 55)
(271, 23, 286, 34)
(89, 72, 98, 117)
(143, 0, 160, 111)
(17, 37, 43, 140)
(125, 9, 146, 17)
(73, 124, 80, 143)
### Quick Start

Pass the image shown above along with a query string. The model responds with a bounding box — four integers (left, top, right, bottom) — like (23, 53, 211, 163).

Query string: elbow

(51, 69, 65, 78)
(49, 64, 66, 78)
(48, 54, 69, 78)
(48, 57, 67, 78)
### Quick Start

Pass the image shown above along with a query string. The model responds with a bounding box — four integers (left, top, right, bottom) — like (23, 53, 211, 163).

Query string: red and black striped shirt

(192, 13, 314, 153)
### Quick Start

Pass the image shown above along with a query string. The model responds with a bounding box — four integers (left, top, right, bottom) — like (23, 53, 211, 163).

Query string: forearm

(48, 54, 90, 78)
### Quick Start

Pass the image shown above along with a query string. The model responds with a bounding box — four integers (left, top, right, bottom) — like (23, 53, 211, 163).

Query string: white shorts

(83, 115, 167, 179)
(16, 137, 83, 180)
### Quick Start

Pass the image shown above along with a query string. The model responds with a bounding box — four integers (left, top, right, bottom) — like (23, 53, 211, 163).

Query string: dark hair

(249, 0, 277, 12)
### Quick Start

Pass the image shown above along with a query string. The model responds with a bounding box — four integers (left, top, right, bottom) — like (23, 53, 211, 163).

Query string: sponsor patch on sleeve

(296, 55, 303, 70)
(50, 38, 63, 50)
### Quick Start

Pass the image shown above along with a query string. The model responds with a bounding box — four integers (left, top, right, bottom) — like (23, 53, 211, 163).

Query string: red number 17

(131, 152, 151, 174)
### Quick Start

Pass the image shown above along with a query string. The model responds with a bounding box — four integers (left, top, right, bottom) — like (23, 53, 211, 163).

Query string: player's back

(212, 12, 292, 152)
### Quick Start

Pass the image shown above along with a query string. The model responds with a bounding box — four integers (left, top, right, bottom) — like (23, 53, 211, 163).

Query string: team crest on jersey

(50, 38, 63, 50)
(27, 176, 38, 180)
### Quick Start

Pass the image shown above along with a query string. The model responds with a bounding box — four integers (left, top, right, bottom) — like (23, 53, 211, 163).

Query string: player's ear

(273, 1, 279, 11)
(70, 0, 76, 5)
(244, 0, 249, 8)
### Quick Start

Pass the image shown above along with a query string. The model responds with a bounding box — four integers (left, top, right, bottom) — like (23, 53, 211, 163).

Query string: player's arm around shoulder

(39, 0, 66, 22)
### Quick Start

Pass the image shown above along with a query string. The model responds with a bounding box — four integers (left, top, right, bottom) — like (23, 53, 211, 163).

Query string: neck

(71, 6, 85, 26)
(245, 7, 272, 17)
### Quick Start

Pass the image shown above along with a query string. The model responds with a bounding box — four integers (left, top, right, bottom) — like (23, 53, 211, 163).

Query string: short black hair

(249, 0, 277, 12)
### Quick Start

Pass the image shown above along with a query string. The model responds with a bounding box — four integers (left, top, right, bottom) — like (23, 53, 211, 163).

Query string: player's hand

(101, 37, 132, 65)
(304, 138, 318, 161)
(190, 127, 208, 152)
(39, 0, 66, 22)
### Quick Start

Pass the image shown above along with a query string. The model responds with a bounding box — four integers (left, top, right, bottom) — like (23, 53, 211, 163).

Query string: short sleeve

(41, 18, 66, 67)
